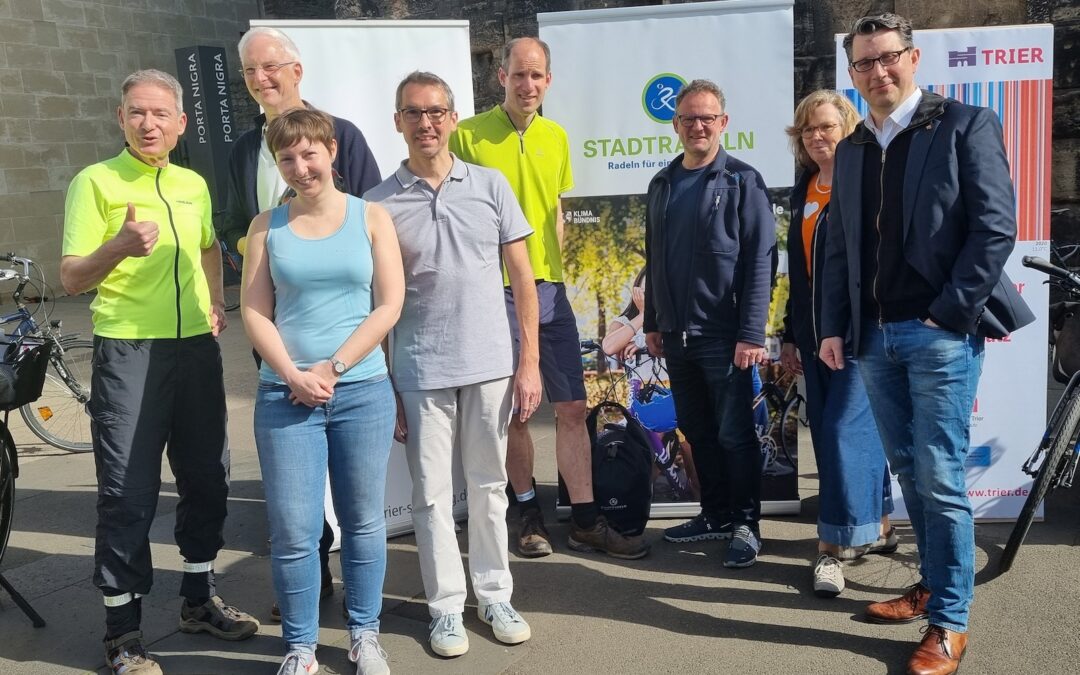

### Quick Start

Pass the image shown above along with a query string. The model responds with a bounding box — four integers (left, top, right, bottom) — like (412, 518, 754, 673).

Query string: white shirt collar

(866, 88, 922, 149)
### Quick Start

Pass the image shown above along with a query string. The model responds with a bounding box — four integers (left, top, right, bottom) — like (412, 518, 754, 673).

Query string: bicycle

(752, 367, 804, 478)
(220, 240, 242, 312)
(998, 253, 1080, 573)
(0, 254, 94, 453)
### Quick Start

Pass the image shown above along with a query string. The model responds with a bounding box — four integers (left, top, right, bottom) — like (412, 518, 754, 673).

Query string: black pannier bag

(1050, 301, 1080, 384)
(0, 337, 53, 411)
(586, 401, 654, 536)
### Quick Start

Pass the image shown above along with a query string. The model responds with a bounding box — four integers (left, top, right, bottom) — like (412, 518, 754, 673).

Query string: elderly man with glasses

(642, 78, 776, 569)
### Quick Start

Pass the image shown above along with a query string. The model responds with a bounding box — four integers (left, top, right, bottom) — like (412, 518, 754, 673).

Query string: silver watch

(330, 358, 348, 376)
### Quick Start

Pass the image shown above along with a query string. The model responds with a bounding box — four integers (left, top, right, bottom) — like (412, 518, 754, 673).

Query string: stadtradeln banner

(250, 19, 474, 538)
(539, 0, 799, 518)
(835, 24, 1054, 521)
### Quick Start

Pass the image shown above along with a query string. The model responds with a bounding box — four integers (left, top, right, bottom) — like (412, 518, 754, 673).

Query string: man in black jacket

(819, 14, 1034, 675)
(643, 79, 776, 569)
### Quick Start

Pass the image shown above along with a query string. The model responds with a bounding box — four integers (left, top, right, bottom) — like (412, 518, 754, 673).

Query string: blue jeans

(858, 320, 983, 632)
(803, 354, 893, 547)
(663, 334, 760, 530)
(254, 376, 395, 651)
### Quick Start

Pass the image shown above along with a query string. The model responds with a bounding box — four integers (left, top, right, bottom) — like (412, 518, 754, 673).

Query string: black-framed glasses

(676, 113, 725, 128)
(800, 122, 841, 138)
(398, 107, 450, 124)
(240, 61, 296, 78)
(849, 48, 911, 73)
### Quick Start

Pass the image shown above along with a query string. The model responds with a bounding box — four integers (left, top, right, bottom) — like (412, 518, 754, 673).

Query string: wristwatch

(330, 358, 348, 376)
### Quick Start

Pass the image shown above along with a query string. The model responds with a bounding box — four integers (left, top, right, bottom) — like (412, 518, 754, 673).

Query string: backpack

(1051, 301, 1080, 384)
(586, 401, 654, 536)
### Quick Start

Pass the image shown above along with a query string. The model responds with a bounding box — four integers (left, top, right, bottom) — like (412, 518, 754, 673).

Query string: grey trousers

(90, 334, 229, 601)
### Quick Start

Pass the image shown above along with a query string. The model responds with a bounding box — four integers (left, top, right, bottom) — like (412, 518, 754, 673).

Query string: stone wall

(0, 0, 261, 289)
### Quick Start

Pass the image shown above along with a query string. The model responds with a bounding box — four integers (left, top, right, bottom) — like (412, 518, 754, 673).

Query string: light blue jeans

(254, 376, 395, 652)
(858, 319, 983, 633)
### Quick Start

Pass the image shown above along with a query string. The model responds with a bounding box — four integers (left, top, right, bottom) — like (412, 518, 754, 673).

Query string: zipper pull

(682, 331, 688, 347)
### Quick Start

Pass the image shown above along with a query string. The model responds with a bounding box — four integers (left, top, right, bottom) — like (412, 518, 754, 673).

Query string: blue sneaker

(723, 525, 761, 568)
(663, 513, 733, 542)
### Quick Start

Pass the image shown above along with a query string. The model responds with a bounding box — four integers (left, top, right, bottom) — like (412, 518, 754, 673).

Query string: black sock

(571, 502, 600, 529)
(517, 495, 540, 516)
(104, 597, 141, 642)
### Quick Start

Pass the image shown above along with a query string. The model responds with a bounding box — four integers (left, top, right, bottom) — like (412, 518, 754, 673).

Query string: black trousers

(90, 334, 229, 600)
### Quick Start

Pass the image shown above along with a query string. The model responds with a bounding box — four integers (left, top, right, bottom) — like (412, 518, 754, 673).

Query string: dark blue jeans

(663, 334, 760, 530)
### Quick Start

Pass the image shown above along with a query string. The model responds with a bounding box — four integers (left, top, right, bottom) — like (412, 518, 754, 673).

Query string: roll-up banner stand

(538, 0, 799, 520)
(249, 20, 475, 539)
(835, 24, 1054, 522)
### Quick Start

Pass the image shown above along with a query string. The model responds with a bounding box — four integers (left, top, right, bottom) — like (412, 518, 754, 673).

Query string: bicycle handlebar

(1022, 255, 1080, 292)
(0, 253, 32, 279)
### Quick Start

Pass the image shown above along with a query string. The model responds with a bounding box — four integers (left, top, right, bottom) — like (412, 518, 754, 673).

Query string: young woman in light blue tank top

(240, 109, 404, 674)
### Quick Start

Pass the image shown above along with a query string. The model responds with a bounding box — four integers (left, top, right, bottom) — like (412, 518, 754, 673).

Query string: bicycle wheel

(19, 339, 93, 453)
(221, 250, 242, 312)
(777, 394, 803, 469)
(998, 388, 1080, 573)
(0, 426, 15, 565)
(223, 282, 241, 312)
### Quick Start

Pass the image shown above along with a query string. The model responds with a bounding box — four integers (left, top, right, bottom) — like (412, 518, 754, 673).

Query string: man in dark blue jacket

(819, 14, 1034, 675)
(643, 79, 776, 569)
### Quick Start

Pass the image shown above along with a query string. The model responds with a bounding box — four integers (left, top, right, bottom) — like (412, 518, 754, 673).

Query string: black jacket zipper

(154, 168, 183, 339)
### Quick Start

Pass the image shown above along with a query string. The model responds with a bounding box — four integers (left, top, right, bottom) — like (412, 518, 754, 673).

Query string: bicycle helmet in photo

(630, 383, 677, 432)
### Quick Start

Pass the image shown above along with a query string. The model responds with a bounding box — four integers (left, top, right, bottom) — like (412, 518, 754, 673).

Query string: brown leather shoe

(567, 515, 650, 560)
(907, 625, 967, 675)
(865, 583, 930, 624)
(517, 507, 553, 558)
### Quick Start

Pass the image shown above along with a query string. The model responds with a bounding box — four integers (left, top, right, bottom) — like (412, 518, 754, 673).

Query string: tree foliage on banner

(563, 196, 647, 371)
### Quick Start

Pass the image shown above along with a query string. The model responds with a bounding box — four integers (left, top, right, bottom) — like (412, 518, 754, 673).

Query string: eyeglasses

(849, 48, 911, 73)
(398, 107, 450, 124)
(800, 123, 841, 138)
(676, 114, 725, 128)
(240, 61, 296, 78)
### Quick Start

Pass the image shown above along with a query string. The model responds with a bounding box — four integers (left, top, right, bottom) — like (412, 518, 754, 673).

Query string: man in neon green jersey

(60, 69, 258, 675)
(451, 38, 649, 560)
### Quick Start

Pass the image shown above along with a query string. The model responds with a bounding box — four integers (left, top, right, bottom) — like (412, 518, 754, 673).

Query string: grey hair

(501, 37, 551, 73)
(238, 26, 302, 63)
(842, 13, 915, 63)
(675, 79, 726, 112)
(121, 69, 184, 114)
(395, 71, 456, 112)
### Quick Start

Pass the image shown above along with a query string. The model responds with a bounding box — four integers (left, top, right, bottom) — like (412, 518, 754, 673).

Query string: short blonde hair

(785, 90, 860, 171)
(264, 108, 335, 157)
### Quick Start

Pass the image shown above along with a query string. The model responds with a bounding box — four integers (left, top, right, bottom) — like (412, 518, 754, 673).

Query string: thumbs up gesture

(114, 203, 159, 257)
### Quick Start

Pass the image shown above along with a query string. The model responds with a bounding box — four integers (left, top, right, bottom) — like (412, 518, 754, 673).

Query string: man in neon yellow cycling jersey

(60, 69, 258, 675)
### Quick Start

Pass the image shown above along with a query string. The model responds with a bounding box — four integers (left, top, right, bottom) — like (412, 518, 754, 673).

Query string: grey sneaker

(838, 527, 899, 561)
(812, 553, 845, 597)
(276, 651, 318, 675)
(478, 601, 531, 644)
(722, 525, 761, 568)
(428, 613, 469, 658)
(105, 631, 162, 675)
(179, 596, 260, 641)
(349, 630, 390, 675)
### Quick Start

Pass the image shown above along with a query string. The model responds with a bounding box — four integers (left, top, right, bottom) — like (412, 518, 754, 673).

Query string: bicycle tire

(19, 339, 94, 453)
(223, 283, 241, 312)
(998, 387, 1080, 573)
(778, 395, 802, 468)
(0, 426, 15, 565)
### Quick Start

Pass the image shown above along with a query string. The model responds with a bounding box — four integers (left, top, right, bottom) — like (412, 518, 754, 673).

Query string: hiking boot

(662, 513, 733, 543)
(812, 553, 845, 597)
(271, 570, 334, 622)
(349, 630, 390, 675)
(722, 525, 761, 568)
(517, 507, 553, 558)
(838, 526, 899, 561)
(105, 631, 162, 675)
(568, 515, 650, 560)
(478, 601, 531, 644)
(865, 583, 930, 624)
(179, 596, 260, 641)
(428, 613, 469, 658)
(276, 651, 318, 675)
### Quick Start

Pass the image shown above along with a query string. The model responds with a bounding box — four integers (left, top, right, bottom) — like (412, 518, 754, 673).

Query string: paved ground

(1, 295, 1078, 675)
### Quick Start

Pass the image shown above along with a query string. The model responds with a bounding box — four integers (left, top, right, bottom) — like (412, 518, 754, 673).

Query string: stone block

(0, 143, 25, 169)
(41, 0, 86, 25)
(0, 18, 33, 45)
(83, 3, 107, 28)
(95, 74, 118, 97)
(130, 9, 158, 33)
(1, 93, 36, 118)
(204, 0, 238, 20)
(0, 118, 31, 143)
(1052, 1, 1080, 22)
(897, 0, 1027, 27)
(1054, 89, 1080, 139)
(33, 20, 60, 48)
(51, 47, 85, 72)
(102, 4, 134, 31)
(96, 28, 131, 52)
(0, 68, 23, 92)
(47, 165, 79, 191)
(57, 25, 101, 49)
(21, 69, 69, 95)
(30, 118, 73, 142)
(179, 0, 207, 17)
(164, 13, 193, 36)
(1051, 138, 1080, 201)
(1055, 20, 1080, 89)
(4, 43, 50, 68)
(66, 142, 106, 167)
(23, 143, 69, 169)
(77, 95, 113, 118)
(10, 0, 44, 21)
(64, 71, 98, 96)
(4, 167, 50, 193)
(82, 50, 119, 73)
(38, 94, 78, 117)
(190, 16, 216, 41)
(0, 0, 10, 18)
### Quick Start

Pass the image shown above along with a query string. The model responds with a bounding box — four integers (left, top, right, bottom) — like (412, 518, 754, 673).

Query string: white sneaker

(349, 630, 389, 675)
(276, 651, 318, 675)
(477, 602, 531, 644)
(428, 613, 469, 658)
(813, 553, 845, 598)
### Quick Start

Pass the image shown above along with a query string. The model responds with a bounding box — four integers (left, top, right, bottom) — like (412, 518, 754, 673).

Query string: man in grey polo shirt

(364, 71, 540, 660)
